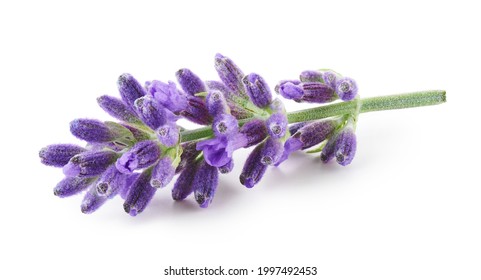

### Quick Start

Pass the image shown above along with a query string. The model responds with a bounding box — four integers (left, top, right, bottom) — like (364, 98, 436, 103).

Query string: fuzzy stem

(181, 90, 446, 142)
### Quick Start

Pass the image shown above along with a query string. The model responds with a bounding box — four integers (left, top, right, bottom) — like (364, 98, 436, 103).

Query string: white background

(1, 0, 480, 279)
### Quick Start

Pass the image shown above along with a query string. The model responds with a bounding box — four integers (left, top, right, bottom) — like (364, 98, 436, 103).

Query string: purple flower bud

(214, 53, 246, 97)
(278, 81, 304, 100)
(300, 70, 323, 82)
(218, 159, 234, 174)
(117, 73, 147, 112)
(81, 185, 108, 214)
(320, 134, 338, 163)
(172, 161, 199, 201)
(176, 68, 206, 96)
(123, 169, 156, 216)
(260, 138, 284, 165)
(70, 119, 116, 143)
(116, 140, 161, 174)
(176, 141, 201, 174)
(147, 80, 188, 113)
(239, 119, 268, 148)
(240, 142, 267, 188)
(133, 96, 167, 129)
(155, 123, 179, 147)
(322, 71, 338, 89)
(275, 80, 301, 94)
(151, 157, 175, 188)
(300, 82, 337, 103)
(336, 77, 358, 101)
(39, 144, 86, 167)
(334, 127, 357, 166)
(97, 95, 141, 124)
(95, 165, 128, 198)
(54, 177, 96, 198)
(266, 113, 288, 138)
(193, 161, 219, 208)
(206, 90, 229, 117)
(179, 96, 212, 125)
(213, 114, 238, 137)
(63, 150, 118, 177)
(297, 120, 338, 149)
(243, 73, 272, 108)
(120, 173, 139, 200)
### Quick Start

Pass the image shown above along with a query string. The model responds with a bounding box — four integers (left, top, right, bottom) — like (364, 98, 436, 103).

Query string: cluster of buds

(39, 54, 360, 216)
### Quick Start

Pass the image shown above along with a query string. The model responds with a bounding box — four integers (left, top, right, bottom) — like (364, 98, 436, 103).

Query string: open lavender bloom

(39, 53, 446, 217)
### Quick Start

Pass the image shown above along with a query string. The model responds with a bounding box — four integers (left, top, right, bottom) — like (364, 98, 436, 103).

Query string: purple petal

(279, 82, 304, 100)
(115, 140, 161, 174)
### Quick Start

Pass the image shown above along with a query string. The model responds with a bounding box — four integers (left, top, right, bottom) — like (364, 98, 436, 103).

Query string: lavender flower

(70, 119, 116, 143)
(39, 53, 392, 216)
(214, 53, 246, 97)
(97, 95, 141, 124)
(240, 142, 267, 188)
(243, 73, 272, 108)
(81, 185, 108, 214)
(63, 150, 118, 177)
(133, 96, 167, 129)
(300, 82, 337, 103)
(54, 177, 96, 198)
(334, 127, 357, 166)
(206, 90, 229, 117)
(39, 144, 86, 167)
(176, 68, 206, 96)
(336, 77, 358, 101)
(156, 122, 180, 147)
(266, 113, 288, 138)
(239, 119, 268, 147)
(116, 140, 161, 174)
(172, 161, 199, 201)
(322, 71, 339, 89)
(96, 165, 128, 198)
(123, 168, 156, 216)
(193, 160, 219, 208)
(117, 73, 146, 112)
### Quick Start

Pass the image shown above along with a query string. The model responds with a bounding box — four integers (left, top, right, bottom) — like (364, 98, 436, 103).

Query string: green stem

(181, 90, 446, 142)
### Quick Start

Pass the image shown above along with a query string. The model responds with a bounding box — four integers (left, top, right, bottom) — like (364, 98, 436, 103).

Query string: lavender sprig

(39, 53, 446, 216)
